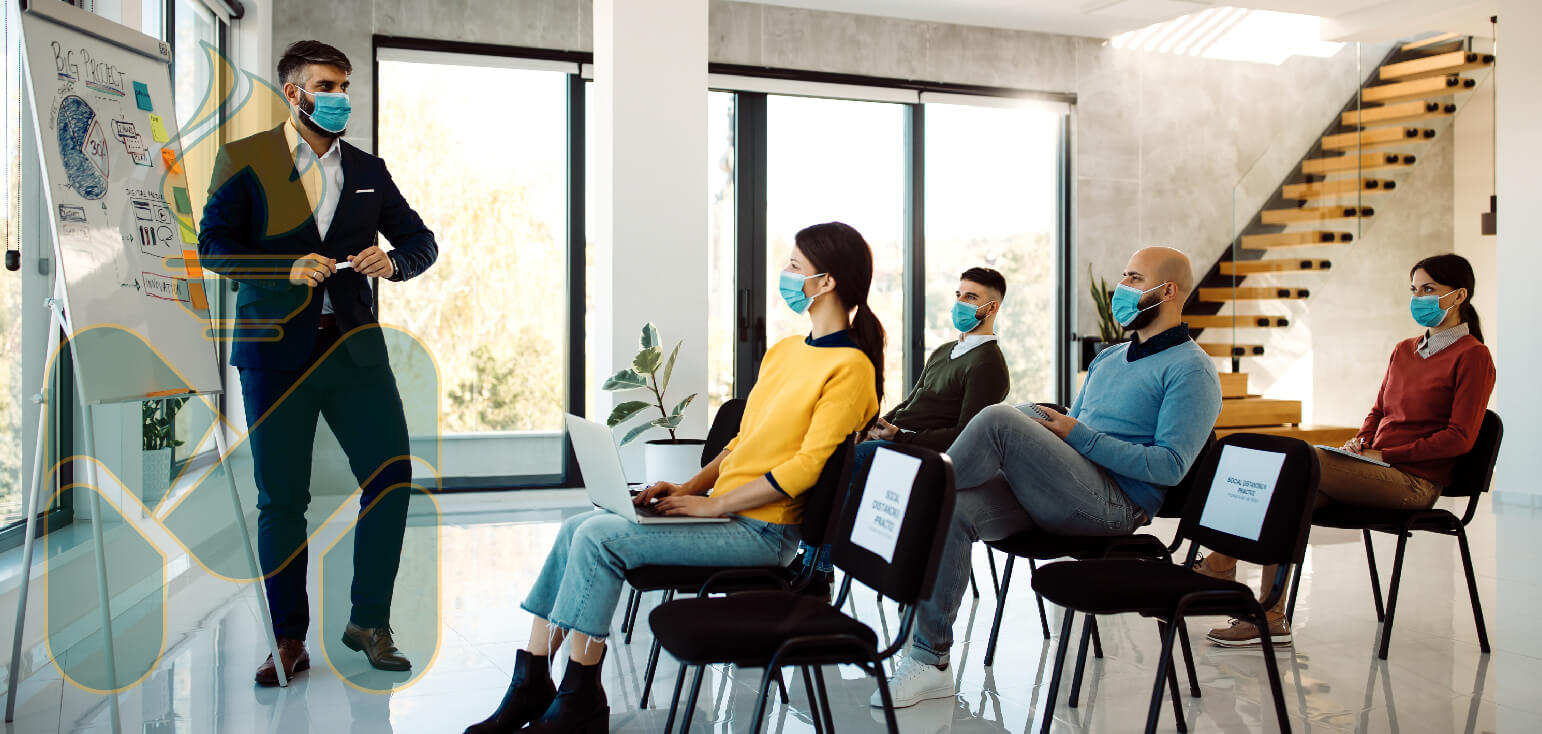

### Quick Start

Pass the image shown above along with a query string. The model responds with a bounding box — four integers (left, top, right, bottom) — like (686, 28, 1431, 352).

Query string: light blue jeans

(520, 509, 801, 640)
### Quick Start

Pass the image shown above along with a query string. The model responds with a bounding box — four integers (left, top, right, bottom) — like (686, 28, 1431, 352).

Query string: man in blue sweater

(877, 246, 1222, 708)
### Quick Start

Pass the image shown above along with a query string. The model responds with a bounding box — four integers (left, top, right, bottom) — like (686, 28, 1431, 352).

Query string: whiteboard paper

(849, 448, 921, 563)
(1198, 444, 1288, 541)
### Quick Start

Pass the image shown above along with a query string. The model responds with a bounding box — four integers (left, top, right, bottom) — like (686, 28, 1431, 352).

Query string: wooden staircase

(1184, 32, 1492, 442)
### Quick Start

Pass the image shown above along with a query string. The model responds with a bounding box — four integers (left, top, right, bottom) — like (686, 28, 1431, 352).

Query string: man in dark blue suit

(198, 40, 437, 686)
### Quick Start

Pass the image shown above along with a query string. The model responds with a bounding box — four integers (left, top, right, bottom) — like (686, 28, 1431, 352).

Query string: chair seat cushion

(625, 565, 788, 593)
(1310, 505, 1459, 532)
(1031, 559, 1255, 616)
(649, 591, 878, 666)
(987, 532, 1167, 560)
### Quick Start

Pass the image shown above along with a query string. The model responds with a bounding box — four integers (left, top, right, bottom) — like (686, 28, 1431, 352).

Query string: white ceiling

(733, 0, 1498, 41)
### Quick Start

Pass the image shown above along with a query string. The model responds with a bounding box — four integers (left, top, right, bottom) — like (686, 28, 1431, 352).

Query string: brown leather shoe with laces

(342, 622, 412, 671)
(255, 637, 310, 686)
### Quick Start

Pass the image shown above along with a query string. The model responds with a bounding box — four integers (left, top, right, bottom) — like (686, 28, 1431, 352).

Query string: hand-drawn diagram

(128, 192, 177, 258)
(56, 95, 110, 199)
(142, 272, 190, 303)
(111, 118, 151, 166)
(57, 204, 87, 223)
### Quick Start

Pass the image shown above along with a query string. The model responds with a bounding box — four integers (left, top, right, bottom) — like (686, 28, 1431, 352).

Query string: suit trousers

(238, 325, 413, 640)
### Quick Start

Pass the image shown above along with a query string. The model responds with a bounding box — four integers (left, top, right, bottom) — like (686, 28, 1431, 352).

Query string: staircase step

(1380, 50, 1493, 82)
(1240, 231, 1352, 249)
(1217, 397, 1303, 429)
(1199, 287, 1310, 302)
(1401, 32, 1462, 52)
(1302, 152, 1416, 175)
(1219, 259, 1331, 275)
(1261, 205, 1375, 224)
(1342, 100, 1456, 127)
(1186, 314, 1291, 329)
(1362, 74, 1477, 105)
(1322, 126, 1436, 151)
(1199, 343, 1265, 358)
(1219, 372, 1248, 399)
(1282, 178, 1396, 200)
(1215, 425, 1360, 445)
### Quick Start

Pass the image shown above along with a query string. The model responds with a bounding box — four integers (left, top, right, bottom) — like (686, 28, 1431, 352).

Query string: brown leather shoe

(255, 638, 310, 686)
(342, 622, 412, 671)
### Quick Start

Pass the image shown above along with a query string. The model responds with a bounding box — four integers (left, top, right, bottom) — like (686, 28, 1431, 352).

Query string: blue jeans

(797, 440, 893, 573)
(521, 509, 801, 640)
(910, 404, 1145, 665)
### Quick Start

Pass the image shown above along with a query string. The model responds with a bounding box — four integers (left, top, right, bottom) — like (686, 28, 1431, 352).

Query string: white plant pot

(141, 447, 173, 503)
(644, 439, 706, 485)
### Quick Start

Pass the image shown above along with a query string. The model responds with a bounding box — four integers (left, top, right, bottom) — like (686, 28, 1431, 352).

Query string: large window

(2, 6, 23, 529)
(705, 92, 736, 415)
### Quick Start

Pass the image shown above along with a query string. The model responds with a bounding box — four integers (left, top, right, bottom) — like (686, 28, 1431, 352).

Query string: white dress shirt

(951, 333, 999, 359)
(1417, 322, 1469, 359)
(285, 119, 344, 314)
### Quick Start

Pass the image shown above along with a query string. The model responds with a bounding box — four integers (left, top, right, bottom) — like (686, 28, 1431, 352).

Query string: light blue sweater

(1065, 337, 1222, 517)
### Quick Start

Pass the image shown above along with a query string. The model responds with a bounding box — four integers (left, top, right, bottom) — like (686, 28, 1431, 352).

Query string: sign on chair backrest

(849, 447, 922, 562)
(829, 444, 956, 606)
(1181, 433, 1320, 568)
(1198, 444, 1287, 541)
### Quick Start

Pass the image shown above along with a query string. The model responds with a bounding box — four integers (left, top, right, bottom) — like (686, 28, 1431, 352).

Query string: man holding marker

(198, 40, 437, 686)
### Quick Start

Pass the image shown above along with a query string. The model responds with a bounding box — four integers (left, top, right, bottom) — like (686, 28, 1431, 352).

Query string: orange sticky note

(160, 148, 183, 174)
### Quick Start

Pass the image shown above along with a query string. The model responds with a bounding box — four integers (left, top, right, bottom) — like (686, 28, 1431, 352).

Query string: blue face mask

(779, 270, 827, 315)
(297, 87, 351, 134)
(1110, 281, 1169, 328)
(1410, 290, 1459, 328)
(952, 300, 996, 333)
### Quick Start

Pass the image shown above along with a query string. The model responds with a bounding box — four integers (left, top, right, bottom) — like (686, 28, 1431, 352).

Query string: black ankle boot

(525, 652, 610, 733)
(463, 650, 556, 734)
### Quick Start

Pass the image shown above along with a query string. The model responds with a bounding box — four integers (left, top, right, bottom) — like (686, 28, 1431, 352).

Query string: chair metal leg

(1090, 617, 1104, 659)
(1377, 531, 1411, 660)
(1285, 555, 1304, 624)
(640, 589, 675, 707)
(1037, 610, 1078, 734)
(1456, 526, 1492, 654)
(984, 555, 1015, 666)
(748, 665, 778, 734)
(1364, 530, 1387, 622)
(870, 663, 903, 734)
(1253, 604, 1294, 734)
(680, 665, 707, 734)
(773, 667, 789, 704)
(1177, 619, 1201, 698)
(1142, 617, 1181, 734)
(662, 664, 688, 733)
(970, 567, 981, 598)
(813, 666, 836, 734)
(986, 547, 1002, 598)
(1068, 614, 1094, 708)
(623, 588, 641, 643)
(1163, 629, 1189, 733)
(1030, 560, 1052, 639)
(800, 667, 825, 734)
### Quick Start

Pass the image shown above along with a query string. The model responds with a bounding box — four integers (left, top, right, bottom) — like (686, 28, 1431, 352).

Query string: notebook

(1317, 445, 1391, 467)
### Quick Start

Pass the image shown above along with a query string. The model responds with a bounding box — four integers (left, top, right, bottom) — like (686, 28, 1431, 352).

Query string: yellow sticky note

(148, 113, 170, 142)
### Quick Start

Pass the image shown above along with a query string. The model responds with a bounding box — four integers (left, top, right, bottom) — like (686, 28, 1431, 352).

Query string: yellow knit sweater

(716, 333, 879, 524)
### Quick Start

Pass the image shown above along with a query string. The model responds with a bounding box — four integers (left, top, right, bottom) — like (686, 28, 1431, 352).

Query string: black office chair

(1285, 409, 1503, 660)
(984, 431, 1217, 708)
(625, 430, 857, 708)
(648, 443, 956, 734)
(1031, 433, 1321, 734)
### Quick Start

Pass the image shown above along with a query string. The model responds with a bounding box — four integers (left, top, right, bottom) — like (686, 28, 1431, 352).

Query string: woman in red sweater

(1201, 253, 1496, 647)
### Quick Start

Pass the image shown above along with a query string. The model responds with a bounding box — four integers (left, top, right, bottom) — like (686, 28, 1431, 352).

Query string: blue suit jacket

(197, 124, 437, 370)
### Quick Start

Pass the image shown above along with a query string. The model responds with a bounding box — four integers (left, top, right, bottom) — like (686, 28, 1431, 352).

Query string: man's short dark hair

(960, 267, 1007, 299)
(277, 40, 352, 87)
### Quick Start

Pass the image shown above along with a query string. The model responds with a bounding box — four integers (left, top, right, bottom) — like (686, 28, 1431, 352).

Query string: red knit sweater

(1356, 334, 1496, 487)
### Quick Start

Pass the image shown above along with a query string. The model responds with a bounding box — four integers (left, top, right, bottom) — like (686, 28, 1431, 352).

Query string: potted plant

(601, 323, 702, 483)
(1082, 265, 1127, 370)
(141, 396, 187, 503)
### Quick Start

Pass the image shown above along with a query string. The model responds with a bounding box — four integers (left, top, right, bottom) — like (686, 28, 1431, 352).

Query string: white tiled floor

(4, 489, 1540, 733)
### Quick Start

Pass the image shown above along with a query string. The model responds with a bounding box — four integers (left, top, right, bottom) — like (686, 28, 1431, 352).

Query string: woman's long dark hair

(1411, 253, 1484, 343)
(794, 222, 886, 406)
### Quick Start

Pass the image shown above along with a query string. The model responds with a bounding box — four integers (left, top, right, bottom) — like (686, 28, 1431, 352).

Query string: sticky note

(160, 148, 182, 174)
(172, 187, 192, 214)
(148, 113, 169, 142)
(177, 216, 197, 244)
(133, 82, 153, 111)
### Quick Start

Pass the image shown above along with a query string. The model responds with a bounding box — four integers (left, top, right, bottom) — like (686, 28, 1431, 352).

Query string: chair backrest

(797, 433, 859, 546)
(1178, 433, 1320, 568)
(701, 398, 747, 467)
(827, 443, 956, 605)
(1155, 432, 1218, 519)
(1444, 410, 1503, 498)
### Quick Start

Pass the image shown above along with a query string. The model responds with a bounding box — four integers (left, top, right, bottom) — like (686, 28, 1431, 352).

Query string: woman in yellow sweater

(464, 221, 883, 734)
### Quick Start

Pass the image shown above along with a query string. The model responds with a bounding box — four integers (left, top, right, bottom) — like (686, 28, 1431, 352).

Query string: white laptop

(565, 414, 730, 524)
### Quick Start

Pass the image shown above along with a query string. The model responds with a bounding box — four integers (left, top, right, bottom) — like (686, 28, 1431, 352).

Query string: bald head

(1126, 246, 1194, 301)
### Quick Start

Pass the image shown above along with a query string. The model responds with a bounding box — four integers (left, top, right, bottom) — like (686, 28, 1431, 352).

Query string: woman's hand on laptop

(654, 494, 725, 518)
(633, 481, 685, 507)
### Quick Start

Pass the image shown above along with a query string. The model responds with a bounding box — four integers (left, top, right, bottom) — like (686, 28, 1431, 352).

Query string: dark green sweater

(884, 340, 1010, 452)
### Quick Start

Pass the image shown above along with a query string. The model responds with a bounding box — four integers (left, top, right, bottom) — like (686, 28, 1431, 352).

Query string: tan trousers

(1312, 447, 1442, 511)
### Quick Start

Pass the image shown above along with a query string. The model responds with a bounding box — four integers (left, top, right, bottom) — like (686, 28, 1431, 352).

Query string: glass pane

(378, 56, 570, 484)
(766, 96, 905, 410)
(2, 17, 22, 527)
(706, 92, 735, 414)
(924, 102, 1062, 404)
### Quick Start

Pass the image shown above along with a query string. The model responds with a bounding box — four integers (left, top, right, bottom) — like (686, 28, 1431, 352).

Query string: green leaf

(640, 322, 660, 350)
(605, 400, 653, 428)
(669, 393, 697, 419)
(659, 341, 681, 396)
(620, 422, 655, 446)
(652, 414, 684, 430)
(633, 345, 663, 376)
(602, 368, 647, 391)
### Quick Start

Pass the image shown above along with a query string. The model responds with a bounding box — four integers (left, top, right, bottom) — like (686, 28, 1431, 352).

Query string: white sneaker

(870, 656, 954, 708)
